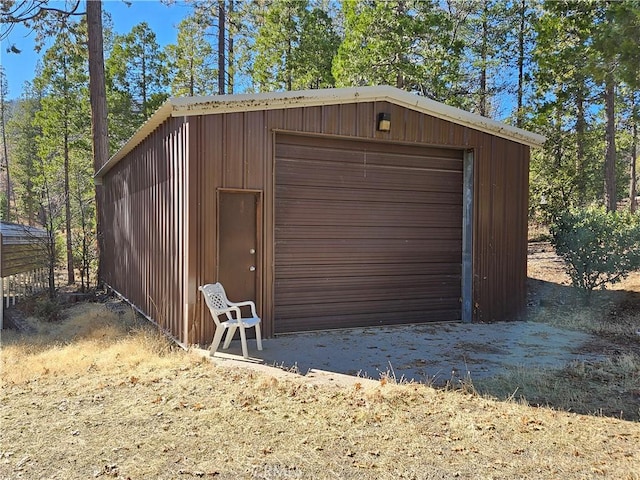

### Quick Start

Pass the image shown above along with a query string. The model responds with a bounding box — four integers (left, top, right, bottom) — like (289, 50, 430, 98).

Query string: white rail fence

(1, 268, 48, 307)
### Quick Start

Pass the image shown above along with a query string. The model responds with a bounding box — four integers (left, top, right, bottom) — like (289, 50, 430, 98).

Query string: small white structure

(0, 222, 48, 328)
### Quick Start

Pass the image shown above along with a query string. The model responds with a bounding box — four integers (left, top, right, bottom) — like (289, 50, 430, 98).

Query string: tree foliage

(104, 22, 170, 150)
(166, 15, 217, 96)
(531, 0, 640, 214)
(107, 22, 169, 121)
(251, 0, 339, 91)
(1, 0, 640, 298)
(291, 6, 340, 89)
(0, 66, 14, 221)
(6, 84, 41, 225)
(33, 21, 90, 285)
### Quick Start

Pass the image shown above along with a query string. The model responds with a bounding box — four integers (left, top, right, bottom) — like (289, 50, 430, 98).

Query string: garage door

(275, 134, 463, 333)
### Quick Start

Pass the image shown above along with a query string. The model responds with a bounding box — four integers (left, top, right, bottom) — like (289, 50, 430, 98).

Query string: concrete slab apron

(212, 321, 604, 385)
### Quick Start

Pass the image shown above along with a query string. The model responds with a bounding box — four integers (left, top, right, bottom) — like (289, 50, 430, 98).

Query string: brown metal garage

(95, 86, 545, 346)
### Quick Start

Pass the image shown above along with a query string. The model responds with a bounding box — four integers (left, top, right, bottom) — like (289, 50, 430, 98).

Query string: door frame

(216, 188, 264, 316)
(273, 132, 469, 332)
(462, 150, 474, 323)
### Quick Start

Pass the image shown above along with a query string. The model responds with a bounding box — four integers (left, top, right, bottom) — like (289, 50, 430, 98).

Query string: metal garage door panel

(275, 135, 463, 333)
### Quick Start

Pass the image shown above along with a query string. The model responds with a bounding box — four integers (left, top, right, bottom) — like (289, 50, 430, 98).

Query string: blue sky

(1, 0, 191, 100)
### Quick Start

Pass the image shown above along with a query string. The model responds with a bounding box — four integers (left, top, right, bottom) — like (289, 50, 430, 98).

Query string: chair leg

(255, 324, 263, 351)
(222, 326, 237, 349)
(239, 326, 249, 358)
(209, 326, 226, 355)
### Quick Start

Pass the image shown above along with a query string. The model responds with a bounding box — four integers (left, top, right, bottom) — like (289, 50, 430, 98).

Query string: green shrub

(34, 298, 63, 323)
(550, 206, 640, 301)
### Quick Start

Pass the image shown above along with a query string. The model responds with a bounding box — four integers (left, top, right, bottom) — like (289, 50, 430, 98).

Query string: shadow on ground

(215, 277, 640, 421)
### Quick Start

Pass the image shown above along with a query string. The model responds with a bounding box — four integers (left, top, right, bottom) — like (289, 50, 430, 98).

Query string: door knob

(249, 248, 256, 254)
(249, 266, 256, 271)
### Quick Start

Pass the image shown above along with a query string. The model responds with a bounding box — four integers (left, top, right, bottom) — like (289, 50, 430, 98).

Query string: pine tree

(332, 0, 466, 105)
(6, 84, 41, 225)
(252, 0, 308, 91)
(534, 0, 640, 212)
(166, 15, 217, 96)
(333, 0, 420, 89)
(292, 6, 340, 89)
(0, 66, 13, 220)
(107, 22, 169, 122)
(33, 21, 91, 285)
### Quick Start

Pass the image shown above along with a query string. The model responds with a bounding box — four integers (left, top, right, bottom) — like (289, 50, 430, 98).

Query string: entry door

(217, 190, 260, 306)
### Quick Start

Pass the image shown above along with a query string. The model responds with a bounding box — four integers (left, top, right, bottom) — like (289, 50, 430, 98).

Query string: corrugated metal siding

(473, 137, 529, 322)
(0, 224, 48, 277)
(101, 116, 188, 342)
(106, 100, 529, 344)
(187, 101, 529, 340)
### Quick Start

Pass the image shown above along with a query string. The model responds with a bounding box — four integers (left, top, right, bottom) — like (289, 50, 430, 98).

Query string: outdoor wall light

(377, 112, 391, 132)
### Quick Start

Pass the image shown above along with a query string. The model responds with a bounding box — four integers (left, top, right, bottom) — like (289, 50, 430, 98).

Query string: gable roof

(96, 85, 546, 179)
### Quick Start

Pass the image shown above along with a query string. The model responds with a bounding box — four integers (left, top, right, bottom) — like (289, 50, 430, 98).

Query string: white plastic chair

(198, 283, 263, 359)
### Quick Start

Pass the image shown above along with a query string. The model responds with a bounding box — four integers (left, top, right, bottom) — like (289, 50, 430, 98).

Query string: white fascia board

(96, 86, 545, 180)
(380, 88, 546, 148)
(169, 86, 545, 148)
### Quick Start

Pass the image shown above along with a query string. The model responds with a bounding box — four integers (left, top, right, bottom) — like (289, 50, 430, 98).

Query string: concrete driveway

(208, 321, 604, 385)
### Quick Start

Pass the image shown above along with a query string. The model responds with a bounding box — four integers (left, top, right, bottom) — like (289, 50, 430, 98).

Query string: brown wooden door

(218, 191, 259, 305)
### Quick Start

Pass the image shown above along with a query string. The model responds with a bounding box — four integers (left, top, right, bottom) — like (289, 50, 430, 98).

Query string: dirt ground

(1, 241, 639, 479)
(470, 241, 640, 420)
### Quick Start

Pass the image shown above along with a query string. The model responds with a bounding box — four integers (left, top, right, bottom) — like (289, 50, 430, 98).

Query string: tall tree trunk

(286, 36, 292, 91)
(42, 178, 57, 299)
(395, 1, 406, 90)
(631, 94, 638, 213)
(64, 127, 74, 284)
(553, 95, 563, 169)
(228, 0, 234, 94)
(0, 85, 10, 221)
(189, 57, 194, 96)
(87, 0, 109, 289)
(47, 229, 56, 298)
(141, 53, 147, 115)
(604, 72, 617, 212)
(479, 1, 488, 117)
(516, 0, 525, 128)
(285, 8, 292, 92)
(575, 79, 586, 203)
(218, 0, 226, 95)
(62, 53, 75, 285)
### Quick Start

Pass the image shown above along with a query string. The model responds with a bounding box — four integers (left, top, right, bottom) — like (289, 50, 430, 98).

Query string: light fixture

(377, 112, 391, 132)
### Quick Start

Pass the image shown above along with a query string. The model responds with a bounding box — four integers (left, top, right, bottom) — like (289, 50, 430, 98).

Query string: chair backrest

(199, 283, 232, 323)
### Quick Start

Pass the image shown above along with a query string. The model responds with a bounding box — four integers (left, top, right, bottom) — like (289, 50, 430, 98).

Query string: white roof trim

(96, 86, 545, 179)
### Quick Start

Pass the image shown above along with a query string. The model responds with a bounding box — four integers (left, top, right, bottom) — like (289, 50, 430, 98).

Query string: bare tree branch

(0, 0, 84, 40)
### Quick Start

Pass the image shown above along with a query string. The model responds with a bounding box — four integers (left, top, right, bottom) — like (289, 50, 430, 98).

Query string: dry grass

(2, 301, 640, 479)
(527, 223, 550, 242)
(475, 354, 640, 421)
(473, 242, 640, 422)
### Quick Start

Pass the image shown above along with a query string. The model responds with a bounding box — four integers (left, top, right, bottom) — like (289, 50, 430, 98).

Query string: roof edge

(170, 86, 546, 148)
(95, 101, 174, 179)
(96, 86, 545, 179)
